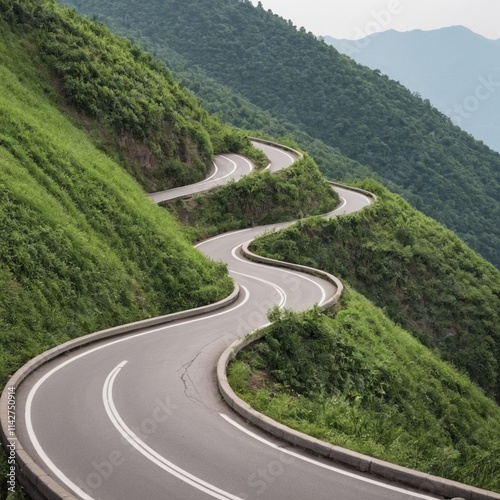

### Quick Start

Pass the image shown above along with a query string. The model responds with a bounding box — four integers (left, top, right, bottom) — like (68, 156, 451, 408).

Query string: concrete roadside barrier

(0, 284, 240, 500)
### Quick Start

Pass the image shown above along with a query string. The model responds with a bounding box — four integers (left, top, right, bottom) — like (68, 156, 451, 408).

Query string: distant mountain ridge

(57, 1, 500, 269)
(1, 2, 500, 494)
(324, 26, 500, 153)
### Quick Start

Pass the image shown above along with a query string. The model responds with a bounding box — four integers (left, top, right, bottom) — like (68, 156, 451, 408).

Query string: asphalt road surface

(14, 143, 440, 500)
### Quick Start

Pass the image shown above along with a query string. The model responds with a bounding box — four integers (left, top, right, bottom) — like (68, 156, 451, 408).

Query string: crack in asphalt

(177, 337, 224, 410)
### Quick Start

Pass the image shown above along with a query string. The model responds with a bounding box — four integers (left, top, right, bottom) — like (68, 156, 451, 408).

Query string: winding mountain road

(7, 143, 441, 500)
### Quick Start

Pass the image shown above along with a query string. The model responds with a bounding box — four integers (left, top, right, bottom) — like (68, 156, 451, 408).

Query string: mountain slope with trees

(61, 0, 500, 269)
(0, 0, 339, 416)
(325, 27, 500, 154)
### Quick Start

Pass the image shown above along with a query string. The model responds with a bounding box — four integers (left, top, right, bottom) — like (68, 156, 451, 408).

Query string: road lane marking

(230, 270, 287, 309)
(231, 244, 328, 307)
(204, 161, 219, 182)
(148, 154, 241, 202)
(260, 143, 297, 164)
(213, 155, 238, 181)
(194, 228, 252, 248)
(26, 375, 98, 499)
(330, 196, 347, 213)
(220, 414, 438, 500)
(25, 287, 252, 498)
(23, 144, 375, 499)
(103, 362, 243, 500)
(233, 154, 254, 174)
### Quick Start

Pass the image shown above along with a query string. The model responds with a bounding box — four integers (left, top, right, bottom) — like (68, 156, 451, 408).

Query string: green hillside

(230, 292, 500, 492)
(0, 11, 237, 385)
(61, 15, 374, 184)
(60, 0, 500, 269)
(251, 181, 500, 402)
(0, 0, 268, 192)
(1, 0, 500, 498)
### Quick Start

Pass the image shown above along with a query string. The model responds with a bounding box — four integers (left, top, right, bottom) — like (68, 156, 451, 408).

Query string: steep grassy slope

(230, 292, 500, 492)
(0, 0, 267, 192)
(0, 10, 237, 497)
(167, 154, 339, 241)
(60, 0, 500, 269)
(0, 14, 235, 396)
(251, 180, 500, 402)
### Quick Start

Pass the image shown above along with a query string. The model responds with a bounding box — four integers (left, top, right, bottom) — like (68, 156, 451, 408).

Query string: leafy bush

(167, 155, 339, 240)
(231, 289, 500, 491)
(251, 180, 500, 401)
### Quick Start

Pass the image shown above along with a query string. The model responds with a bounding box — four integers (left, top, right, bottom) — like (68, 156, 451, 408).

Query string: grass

(0, 19, 233, 496)
(166, 154, 339, 241)
(230, 289, 500, 492)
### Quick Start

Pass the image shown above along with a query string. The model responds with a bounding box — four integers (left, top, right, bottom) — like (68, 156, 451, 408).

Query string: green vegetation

(0, 12, 235, 496)
(1, 0, 500, 497)
(70, 17, 373, 183)
(61, 0, 500, 268)
(167, 155, 339, 240)
(251, 180, 500, 402)
(0, 0, 262, 191)
(0, 12, 234, 384)
(229, 291, 500, 491)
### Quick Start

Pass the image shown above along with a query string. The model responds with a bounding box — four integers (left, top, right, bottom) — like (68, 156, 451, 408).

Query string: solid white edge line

(232, 154, 254, 174)
(150, 155, 236, 202)
(231, 243, 328, 306)
(230, 270, 286, 309)
(219, 414, 438, 500)
(194, 228, 253, 249)
(26, 371, 97, 499)
(25, 287, 251, 498)
(260, 143, 296, 164)
(103, 362, 242, 500)
(216, 155, 239, 181)
(204, 161, 219, 182)
(25, 147, 374, 499)
(331, 196, 348, 213)
(283, 270, 327, 306)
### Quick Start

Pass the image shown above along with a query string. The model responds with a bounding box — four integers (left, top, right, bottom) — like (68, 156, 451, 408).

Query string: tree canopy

(62, 0, 500, 268)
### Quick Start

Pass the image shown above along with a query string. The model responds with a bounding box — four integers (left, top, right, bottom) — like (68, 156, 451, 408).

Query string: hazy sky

(251, 0, 500, 40)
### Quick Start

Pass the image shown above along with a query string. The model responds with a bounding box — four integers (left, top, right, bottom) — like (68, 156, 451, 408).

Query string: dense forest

(62, 0, 500, 269)
(1, 0, 500, 497)
(251, 180, 500, 402)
